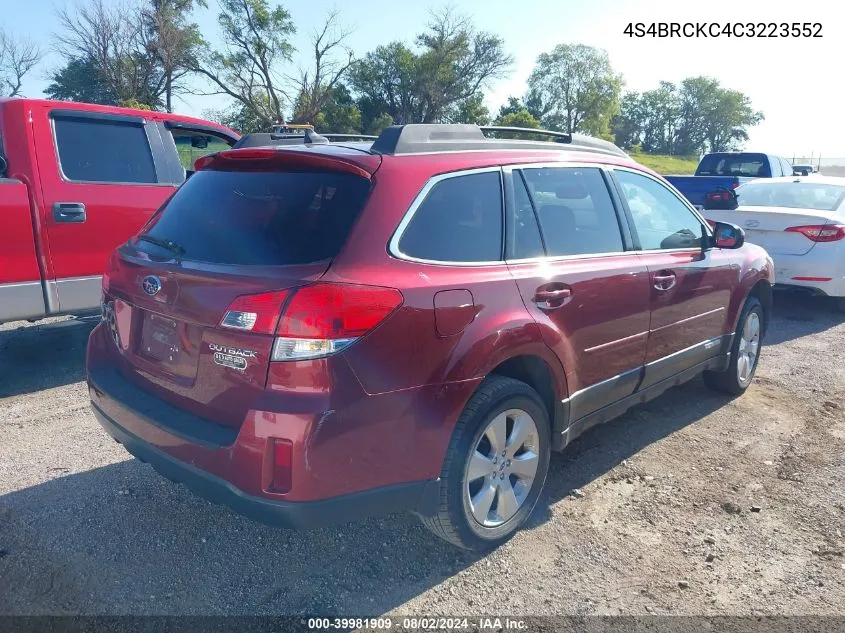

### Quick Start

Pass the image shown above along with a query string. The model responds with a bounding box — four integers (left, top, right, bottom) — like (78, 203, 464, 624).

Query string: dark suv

(87, 124, 774, 550)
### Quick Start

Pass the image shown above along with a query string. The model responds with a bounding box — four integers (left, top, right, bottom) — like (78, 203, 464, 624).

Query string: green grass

(630, 153, 699, 175)
(177, 141, 231, 170)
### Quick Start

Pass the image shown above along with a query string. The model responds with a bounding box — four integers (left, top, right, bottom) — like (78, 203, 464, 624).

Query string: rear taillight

(220, 290, 289, 335)
(784, 224, 845, 243)
(272, 283, 403, 361)
(706, 191, 733, 202)
(220, 283, 403, 361)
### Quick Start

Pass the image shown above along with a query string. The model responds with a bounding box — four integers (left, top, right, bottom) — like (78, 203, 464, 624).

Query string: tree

(290, 10, 355, 125)
(705, 87, 763, 152)
(490, 107, 542, 139)
(493, 109, 540, 129)
(312, 83, 361, 133)
(194, 0, 295, 129)
(203, 98, 267, 134)
(640, 81, 680, 154)
(525, 44, 622, 136)
(365, 112, 393, 136)
(449, 93, 490, 125)
(350, 8, 512, 128)
(611, 76, 763, 155)
(142, 0, 206, 112)
(54, 0, 164, 109)
(45, 57, 118, 104)
(0, 29, 43, 97)
(611, 92, 644, 150)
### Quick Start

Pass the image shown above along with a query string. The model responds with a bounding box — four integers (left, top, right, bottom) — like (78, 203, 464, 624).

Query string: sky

(3, 0, 843, 159)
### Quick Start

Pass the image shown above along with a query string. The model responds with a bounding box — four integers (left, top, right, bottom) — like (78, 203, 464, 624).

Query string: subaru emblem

(142, 275, 162, 296)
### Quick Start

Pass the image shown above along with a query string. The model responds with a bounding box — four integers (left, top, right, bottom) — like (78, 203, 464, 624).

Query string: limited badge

(209, 342, 256, 371)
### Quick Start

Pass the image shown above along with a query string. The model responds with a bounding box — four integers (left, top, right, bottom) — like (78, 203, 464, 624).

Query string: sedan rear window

(737, 182, 845, 212)
(141, 169, 371, 265)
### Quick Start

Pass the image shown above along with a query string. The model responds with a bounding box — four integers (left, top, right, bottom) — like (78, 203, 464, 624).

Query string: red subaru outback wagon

(87, 124, 774, 550)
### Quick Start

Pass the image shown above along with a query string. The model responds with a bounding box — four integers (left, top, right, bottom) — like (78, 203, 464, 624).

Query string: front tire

(704, 295, 764, 395)
(420, 376, 551, 551)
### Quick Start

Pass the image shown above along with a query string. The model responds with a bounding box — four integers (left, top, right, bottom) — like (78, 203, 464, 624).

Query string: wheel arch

(748, 279, 773, 337)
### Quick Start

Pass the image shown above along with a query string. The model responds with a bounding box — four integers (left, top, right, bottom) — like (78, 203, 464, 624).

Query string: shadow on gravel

(0, 455, 478, 616)
(2, 292, 840, 616)
(0, 376, 732, 617)
(0, 318, 98, 398)
(530, 375, 732, 528)
(764, 291, 845, 345)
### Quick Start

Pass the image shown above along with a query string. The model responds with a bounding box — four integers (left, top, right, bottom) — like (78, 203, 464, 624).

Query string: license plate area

(140, 312, 180, 363)
(136, 310, 201, 381)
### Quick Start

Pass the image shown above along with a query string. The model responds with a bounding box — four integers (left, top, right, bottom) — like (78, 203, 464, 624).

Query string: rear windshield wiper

(135, 234, 186, 262)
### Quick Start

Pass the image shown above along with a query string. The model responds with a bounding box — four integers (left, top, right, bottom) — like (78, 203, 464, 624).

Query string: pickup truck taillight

(785, 224, 845, 243)
(218, 283, 403, 361)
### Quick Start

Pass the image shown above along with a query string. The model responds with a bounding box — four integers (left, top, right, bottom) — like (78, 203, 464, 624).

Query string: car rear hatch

(101, 147, 381, 430)
(707, 206, 838, 256)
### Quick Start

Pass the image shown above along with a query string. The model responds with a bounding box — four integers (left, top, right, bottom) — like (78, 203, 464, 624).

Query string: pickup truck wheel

(704, 295, 764, 396)
(419, 376, 551, 551)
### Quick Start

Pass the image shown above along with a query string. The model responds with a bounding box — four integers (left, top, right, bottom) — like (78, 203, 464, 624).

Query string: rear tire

(704, 295, 764, 396)
(420, 376, 551, 551)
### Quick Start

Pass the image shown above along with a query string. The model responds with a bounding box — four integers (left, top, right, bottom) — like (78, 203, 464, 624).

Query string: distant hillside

(630, 153, 699, 175)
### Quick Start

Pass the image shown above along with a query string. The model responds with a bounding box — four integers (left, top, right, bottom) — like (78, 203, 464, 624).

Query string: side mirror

(711, 221, 745, 249)
(191, 136, 209, 149)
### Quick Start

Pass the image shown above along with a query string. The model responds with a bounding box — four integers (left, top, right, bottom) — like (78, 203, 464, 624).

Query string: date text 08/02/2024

(624, 22, 822, 38)
(307, 617, 528, 630)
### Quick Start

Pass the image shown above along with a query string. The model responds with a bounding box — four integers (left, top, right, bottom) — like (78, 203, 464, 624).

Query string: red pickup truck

(0, 98, 238, 324)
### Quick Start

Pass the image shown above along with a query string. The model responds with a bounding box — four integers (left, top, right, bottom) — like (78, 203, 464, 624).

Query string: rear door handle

(534, 287, 572, 309)
(53, 202, 87, 223)
(653, 272, 677, 291)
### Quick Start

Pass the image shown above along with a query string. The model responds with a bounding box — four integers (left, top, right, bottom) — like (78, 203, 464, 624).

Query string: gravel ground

(1, 293, 843, 617)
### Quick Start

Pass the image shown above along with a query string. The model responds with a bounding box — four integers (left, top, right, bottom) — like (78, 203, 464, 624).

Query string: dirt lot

(1, 294, 843, 617)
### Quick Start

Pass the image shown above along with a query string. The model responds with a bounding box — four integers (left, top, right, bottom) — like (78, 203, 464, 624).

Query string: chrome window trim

(387, 166, 507, 267)
(505, 247, 703, 266)
(387, 159, 711, 267)
(607, 164, 715, 240)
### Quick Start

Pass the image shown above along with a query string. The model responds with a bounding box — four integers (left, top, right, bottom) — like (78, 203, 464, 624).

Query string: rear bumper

(772, 250, 845, 297)
(85, 320, 474, 526)
(91, 398, 440, 529)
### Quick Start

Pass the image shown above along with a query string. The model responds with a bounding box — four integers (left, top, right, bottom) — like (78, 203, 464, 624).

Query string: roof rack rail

(323, 133, 379, 141)
(479, 126, 572, 142)
(369, 124, 628, 158)
(232, 129, 330, 149)
(230, 130, 378, 150)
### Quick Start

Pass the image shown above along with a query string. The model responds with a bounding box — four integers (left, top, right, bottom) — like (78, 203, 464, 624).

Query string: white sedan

(706, 176, 845, 312)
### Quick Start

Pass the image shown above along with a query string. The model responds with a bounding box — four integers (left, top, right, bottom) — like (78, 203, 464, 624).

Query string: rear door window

(141, 170, 371, 265)
(519, 167, 624, 257)
(397, 170, 503, 263)
(53, 116, 157, 184)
